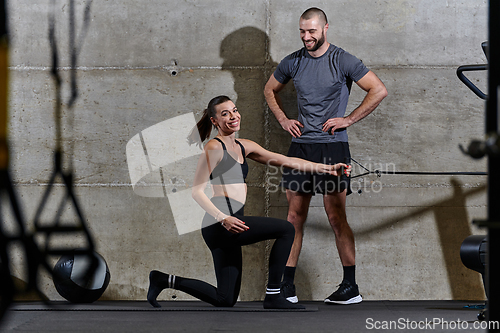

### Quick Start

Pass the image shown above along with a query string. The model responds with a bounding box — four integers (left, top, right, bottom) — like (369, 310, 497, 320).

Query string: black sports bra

(209, 138, 249, 185)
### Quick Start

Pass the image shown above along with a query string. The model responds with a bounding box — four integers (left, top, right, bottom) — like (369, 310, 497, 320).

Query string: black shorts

(281, 142, 351, 195)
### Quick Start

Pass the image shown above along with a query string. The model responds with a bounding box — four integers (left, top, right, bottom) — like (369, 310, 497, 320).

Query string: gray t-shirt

(274, 44, 369, 143)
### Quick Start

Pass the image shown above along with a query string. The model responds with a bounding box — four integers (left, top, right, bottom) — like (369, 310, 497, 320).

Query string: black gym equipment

(458, 1, 500, 328)
(0, 0, 101, 324)
(53, 251, 110, 303)
(0, 0, 44, 320)
(34, 0, 101, 304)
(484, 2, 500, 324)
(34, 0, 99, 302)
(349, 157, 487, 180)
(34, 0, 96, 272)
(457, 41, 490, 321)
(460, 235, 487, 289)
(457, 42, 488, 101)
(460, 235, 487, 320)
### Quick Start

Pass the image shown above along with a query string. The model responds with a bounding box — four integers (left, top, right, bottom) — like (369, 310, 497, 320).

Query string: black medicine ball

(53, 251, 111, 303)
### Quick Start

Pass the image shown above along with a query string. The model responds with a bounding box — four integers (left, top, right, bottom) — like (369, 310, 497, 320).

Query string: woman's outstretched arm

(240, 139, 350, 176)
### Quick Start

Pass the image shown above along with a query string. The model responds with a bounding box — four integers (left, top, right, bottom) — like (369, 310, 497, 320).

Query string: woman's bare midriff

(211, 183, 247, 205)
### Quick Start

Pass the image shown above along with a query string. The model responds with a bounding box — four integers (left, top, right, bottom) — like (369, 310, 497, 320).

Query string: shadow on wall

(360, 178, 485, 300)
(218, 27, 302, 300)
(296, 178, 486, 300)
(219, 27, 279, 300)
(220, 27, 299, 156)
(220, 26, 277, 143)
(301, 179, 486, 300)
(433, 179, 485, 300)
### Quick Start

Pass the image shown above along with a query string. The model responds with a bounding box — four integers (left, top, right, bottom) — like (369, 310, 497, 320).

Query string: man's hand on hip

(280, 118, 304, 138)
(322, 117, 349, 134)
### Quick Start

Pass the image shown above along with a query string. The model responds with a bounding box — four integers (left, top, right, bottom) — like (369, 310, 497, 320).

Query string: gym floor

(0, 300, 489, 332)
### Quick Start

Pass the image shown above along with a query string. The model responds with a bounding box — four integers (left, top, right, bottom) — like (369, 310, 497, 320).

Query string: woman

(147, 96, 350, 309)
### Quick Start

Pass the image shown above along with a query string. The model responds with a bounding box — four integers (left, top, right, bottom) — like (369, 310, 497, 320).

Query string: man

(264, 7, 387, 305)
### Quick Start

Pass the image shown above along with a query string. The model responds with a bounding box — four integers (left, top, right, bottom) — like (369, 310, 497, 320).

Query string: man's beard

(303, 31, 325, 52)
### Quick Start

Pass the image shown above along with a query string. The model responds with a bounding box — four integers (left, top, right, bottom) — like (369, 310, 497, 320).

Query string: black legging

(173, 196, 295, 307)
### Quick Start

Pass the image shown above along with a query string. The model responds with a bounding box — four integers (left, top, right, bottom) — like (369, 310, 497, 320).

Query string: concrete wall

(6, 0, 488, 302)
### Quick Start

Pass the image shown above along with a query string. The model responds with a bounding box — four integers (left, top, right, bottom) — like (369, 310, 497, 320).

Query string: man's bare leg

(285, 190, 313, 267)
(323, 190, 355, 266)
(323, 190, 361, 304)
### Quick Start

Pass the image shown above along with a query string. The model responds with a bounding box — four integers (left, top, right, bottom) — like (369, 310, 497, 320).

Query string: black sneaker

(263, 293, 305, 309)
(324, 280, 362, 305)
(280, 282, 298, 303)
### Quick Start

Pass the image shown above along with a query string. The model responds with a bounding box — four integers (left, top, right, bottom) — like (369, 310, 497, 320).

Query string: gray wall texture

(7, 0, 488, 302)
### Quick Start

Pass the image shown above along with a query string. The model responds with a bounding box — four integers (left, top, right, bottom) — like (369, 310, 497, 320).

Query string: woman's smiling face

(212, 100, 241, 133)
